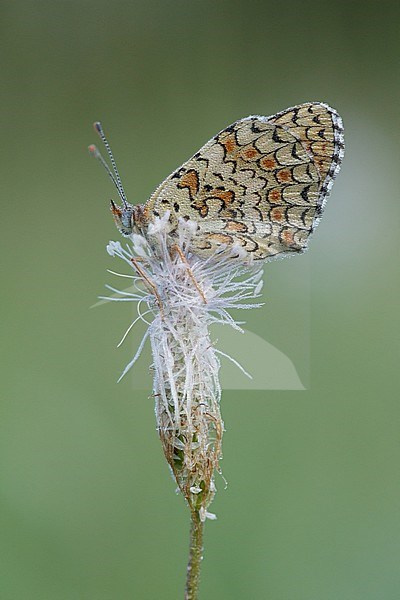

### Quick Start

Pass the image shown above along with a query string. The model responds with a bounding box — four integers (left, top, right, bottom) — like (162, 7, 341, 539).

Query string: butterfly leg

(130, 257, 164, 317)
(171, 244, 207, 304)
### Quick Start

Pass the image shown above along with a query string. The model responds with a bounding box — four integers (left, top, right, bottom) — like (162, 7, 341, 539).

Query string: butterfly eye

(110, 199, 135, 236)
(121, 207, 134, 234)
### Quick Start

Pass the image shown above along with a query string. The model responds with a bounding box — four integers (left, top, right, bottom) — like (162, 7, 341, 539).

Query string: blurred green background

(1, 1, 399, 598)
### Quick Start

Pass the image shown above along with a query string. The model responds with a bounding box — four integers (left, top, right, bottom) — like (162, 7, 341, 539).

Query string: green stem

(185, 511, 204, 600)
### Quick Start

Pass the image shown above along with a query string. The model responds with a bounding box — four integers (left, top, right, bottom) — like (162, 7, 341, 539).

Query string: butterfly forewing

(144, 102, 343, 260)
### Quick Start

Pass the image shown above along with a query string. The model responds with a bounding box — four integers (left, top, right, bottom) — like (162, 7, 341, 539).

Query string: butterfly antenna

(88, 144, 126, 205)
(89, 122, 129, 208)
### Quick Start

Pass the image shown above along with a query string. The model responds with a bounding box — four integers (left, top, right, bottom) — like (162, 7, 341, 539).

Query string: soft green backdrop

(1, 1, 399, 598)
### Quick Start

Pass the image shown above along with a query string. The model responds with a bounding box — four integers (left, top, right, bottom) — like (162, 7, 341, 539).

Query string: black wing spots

(300, 208, 310, 227)
(312, 114, 323, 125)
(291, 208, 307, 227)
(235, 195, 246, 208)
(191, 152, 210, 169)
(290, 107, 300, 123)
(305, 126, 326, 141)
(204, 184, 213, 192)
(253, 206, 264, 222)
(269, 106, 299, 125)
(304, 126, 313, 140)
(306, 163, 315, 180)
(288, 208, 313, 231)
(218, 141, 229, 161)
(250, 120, 264, 134)
(213, 172, 224, 181)
(171, 167, 186, 180)
(222, 124, 236, 135)
(161, 199, 170, 205)
(291, 143, 304, 161)
(309, 223, 317, 235)
(173, 202, 180, 212)
(228, 176, 238, 186)
(301, 185, 314, 203)
(272, 128, 288, 143)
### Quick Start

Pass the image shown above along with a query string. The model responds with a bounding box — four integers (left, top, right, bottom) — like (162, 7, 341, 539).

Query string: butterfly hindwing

(268, 102, 345, 211)
(145, 103, 343, 260)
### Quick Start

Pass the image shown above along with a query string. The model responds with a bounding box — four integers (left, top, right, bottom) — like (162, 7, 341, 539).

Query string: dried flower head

(104, 213, 263, 518)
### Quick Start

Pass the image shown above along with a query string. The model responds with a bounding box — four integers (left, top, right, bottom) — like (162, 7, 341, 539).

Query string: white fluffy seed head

(105, 218, 264, 517)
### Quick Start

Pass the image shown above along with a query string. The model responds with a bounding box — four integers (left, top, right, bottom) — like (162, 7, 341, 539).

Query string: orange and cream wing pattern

(145, 102, 344, 260)
(268, 102, 344, 211)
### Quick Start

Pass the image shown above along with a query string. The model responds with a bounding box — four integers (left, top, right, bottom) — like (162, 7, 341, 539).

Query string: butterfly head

(109, 199, 147, 236)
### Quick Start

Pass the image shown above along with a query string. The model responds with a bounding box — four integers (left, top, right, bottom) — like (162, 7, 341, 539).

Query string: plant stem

(185, 511, 204, 600)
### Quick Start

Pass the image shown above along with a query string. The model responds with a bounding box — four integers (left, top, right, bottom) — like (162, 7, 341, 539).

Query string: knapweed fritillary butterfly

(89, 102, 344, 260)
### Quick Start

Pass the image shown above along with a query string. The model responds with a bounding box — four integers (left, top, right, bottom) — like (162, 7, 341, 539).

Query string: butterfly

(89, 102, 344, 261)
